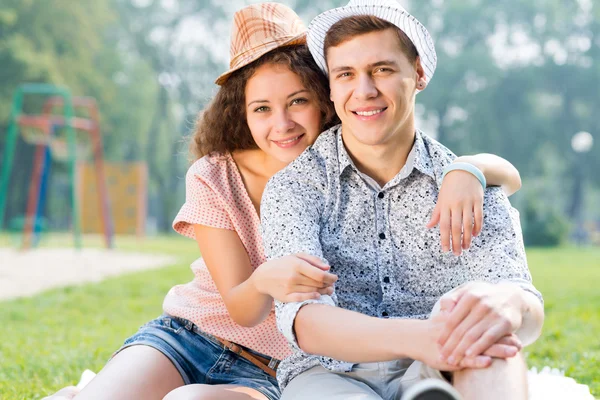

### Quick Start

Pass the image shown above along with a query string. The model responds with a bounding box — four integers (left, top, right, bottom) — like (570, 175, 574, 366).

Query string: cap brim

(215, 33, 307, 86)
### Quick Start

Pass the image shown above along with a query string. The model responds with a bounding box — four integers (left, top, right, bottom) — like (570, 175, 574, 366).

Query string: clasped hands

(418, 281, 525, 371)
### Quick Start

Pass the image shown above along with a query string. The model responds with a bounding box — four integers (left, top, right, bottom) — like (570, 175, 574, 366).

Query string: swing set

(0, 83, 114, 250)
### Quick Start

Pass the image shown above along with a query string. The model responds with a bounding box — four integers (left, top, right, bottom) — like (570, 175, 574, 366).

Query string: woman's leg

(74, 345, 184, 400)
(163, 384, 269, 400)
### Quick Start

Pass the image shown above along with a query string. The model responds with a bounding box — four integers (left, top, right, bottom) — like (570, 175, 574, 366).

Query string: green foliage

(1, 0, 599, 238)
(523, 197, 570, 247)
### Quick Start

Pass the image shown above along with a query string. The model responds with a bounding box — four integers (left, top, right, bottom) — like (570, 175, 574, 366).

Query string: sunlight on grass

(1, 236, 598, 398)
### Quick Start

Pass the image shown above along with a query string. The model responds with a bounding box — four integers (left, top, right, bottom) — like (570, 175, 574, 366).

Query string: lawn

(0, 236, 598, 399)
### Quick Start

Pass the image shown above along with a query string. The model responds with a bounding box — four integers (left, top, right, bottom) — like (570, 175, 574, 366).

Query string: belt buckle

(268, 358, 279, 370)
(226, 342, 243, 356)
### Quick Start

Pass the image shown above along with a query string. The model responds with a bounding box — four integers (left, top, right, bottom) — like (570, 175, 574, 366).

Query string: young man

(260, 1, 544, 399)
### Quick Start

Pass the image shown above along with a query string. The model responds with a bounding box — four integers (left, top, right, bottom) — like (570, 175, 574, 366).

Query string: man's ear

(415, 56, 428, 90)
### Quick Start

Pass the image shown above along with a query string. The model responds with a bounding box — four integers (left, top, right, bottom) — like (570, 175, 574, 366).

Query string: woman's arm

(193, 224, 336, 327)
(428, 153, 522, 255)
(454, 153, 521, 196)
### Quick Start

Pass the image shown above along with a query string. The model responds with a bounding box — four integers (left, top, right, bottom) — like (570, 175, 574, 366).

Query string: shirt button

(382, 311, 389, 317)
(383, 277, 390, 283)
(378, 192, 384, 199)
(379, 233, 386, 239)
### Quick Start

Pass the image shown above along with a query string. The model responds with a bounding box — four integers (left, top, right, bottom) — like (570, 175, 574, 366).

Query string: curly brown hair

(191, 44, 339, 160)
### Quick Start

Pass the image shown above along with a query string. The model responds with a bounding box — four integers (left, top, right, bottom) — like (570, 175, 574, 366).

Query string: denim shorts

(113, 314, 281, 400)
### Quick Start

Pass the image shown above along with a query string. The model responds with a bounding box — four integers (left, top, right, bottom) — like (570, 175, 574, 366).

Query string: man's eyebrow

(329, 66, 353, 74)
(247, 90, 309, 107)
(368, 60, 399, 68)
(330, 60, 400, 74)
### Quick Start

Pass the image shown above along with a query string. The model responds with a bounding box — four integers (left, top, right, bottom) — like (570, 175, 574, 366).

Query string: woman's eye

(291, 98, 308, 106)
(254, 106, 269, 113)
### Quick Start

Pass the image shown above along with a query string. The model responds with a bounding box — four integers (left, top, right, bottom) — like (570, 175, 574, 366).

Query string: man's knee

(454, 352, 527, 381)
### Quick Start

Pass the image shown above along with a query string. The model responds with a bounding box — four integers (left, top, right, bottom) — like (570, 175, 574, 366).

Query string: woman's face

(245, 63, 322, 164)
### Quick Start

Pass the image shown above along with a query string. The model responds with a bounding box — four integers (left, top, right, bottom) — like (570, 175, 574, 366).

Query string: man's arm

(437, 187, 544, 366)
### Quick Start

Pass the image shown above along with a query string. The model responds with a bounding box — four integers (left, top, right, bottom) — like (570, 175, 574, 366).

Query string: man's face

(326, 28, 424, 148)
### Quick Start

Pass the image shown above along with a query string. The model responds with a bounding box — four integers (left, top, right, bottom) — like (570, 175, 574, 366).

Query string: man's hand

(413, 308, 522, 372)
(437, 282, 525, 366)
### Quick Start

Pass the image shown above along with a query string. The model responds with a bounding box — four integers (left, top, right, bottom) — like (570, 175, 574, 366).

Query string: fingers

(317, 286, 335, 296)
(451, 208, 463, 255)
(295, 253, 330, 270)
(439, 297, 457, 315)
(495, 333, 522, 350)
(457, 355, 492, 369)
(293, 274, 333, 288)
(427, 204, 441, 229)
(440, 305, 488, 364)
(461, 206, 473, 250)
(439, 208, 451, 252)
(473, 200, 483, 236)
(482, 343, 519, 359)
(464, 319, 514, 359)
(437, 290, 474, 347)
(295, 260, 338, 287)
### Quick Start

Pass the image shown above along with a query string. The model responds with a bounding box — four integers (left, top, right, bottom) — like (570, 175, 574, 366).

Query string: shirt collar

(336, 127, 436, 182)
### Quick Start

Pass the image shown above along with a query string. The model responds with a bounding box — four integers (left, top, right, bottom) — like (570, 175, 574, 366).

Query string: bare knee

(453, 354, 528, 400)
(456, 353, 526, 380)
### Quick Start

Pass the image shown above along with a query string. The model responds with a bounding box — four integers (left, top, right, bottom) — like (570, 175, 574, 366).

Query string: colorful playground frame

(0, 83, 114, 249)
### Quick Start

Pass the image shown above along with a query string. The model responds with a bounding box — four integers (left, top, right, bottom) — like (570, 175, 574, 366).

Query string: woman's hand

(252, 253, 338, 303)
(427, 170, 484, 255)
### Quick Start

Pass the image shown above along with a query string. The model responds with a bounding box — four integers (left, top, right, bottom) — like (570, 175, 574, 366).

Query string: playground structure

(0, 84, 114, 249)
(79, 161, 147, 237)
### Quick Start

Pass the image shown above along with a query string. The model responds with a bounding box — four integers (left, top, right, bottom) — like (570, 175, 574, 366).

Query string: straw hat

(307, 0, 437, 84)
(215, 2, 307, 85)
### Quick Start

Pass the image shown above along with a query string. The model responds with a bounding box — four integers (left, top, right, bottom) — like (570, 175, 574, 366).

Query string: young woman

(46, 3, 521, 400)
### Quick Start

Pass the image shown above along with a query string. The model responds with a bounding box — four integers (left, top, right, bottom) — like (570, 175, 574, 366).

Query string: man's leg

(281, 365, 382, 400)
(416, 288, 528, 400)
(453, 353, 528, 400)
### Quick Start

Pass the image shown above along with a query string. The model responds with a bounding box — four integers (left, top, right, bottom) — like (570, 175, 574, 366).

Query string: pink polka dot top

(167, 152, 291, 360)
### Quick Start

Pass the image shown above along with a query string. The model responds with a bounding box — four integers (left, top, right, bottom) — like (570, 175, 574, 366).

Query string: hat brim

(307, 4, 436, 85)
(215, 32, 307, 86)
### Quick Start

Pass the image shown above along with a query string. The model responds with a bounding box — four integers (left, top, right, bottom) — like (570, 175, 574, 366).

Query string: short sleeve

(172, 165, 234, 239)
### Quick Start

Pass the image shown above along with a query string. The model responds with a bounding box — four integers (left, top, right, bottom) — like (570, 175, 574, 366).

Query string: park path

(0, 247, 177, 301)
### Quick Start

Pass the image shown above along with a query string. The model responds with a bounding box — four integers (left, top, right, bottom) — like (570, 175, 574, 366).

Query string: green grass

(525, 247, 600, 396)
(0, 237, 598, 398)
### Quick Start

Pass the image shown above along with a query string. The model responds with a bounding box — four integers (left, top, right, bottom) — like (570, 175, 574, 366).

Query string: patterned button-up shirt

(261, 126, 542, 389)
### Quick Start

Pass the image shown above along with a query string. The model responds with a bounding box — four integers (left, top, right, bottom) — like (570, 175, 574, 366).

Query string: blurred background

(0, 0, 598, 247)
(0, 1, 599, 398)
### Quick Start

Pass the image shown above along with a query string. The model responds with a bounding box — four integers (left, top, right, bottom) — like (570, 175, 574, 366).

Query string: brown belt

(214, 336, 279, 378)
